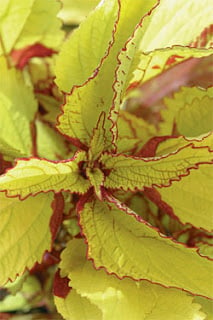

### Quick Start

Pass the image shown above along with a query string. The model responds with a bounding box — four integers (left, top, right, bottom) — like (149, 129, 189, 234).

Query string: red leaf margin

(77, 192, 213, 300)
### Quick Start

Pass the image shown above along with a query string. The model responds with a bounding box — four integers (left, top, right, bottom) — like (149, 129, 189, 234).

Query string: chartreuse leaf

(139, 0, 213, 52)
(116, 111, 156, 154)
(58, 239, 206, 320)
(0, 57, 37, 156)
(101, 143, 213, 191)
(159, 86, 213, 136)
(0, 0, 63, 53)
(0, 192, 54, 285)
(0, 151, 89, 199)
(0, 138, 24, 160)
(36, 120, 68, 161)
(56, 0, 158, 147)
(58, 0, 100, 25)
(55, 0, 120, 92)
(149, 135, 213, 231)
(194, 297, 213, 320)
(79, 199, 213, 298)
(156, 164, 213, 232)
(130, 46, 213, 88)
(55, 289, 102, 320)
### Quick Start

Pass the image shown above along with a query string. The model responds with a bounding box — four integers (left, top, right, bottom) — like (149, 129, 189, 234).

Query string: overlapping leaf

(0, 0, 63, 54)
(55, 289, 102, 320)
(101, 142, 213, 191)
(55, 0, 120, 92)
(0, 151, 89, 199)
(79, 199, 213, 298)
(159, 86, 213, 136)
(0, 58, 37, 156)
(194, 297, 213, 320)
(0, 192, 54, 285)
(156, 164, 213, 232)
(58, 238, 206, 320)
(56, 0, 158, 147)
(129, 47, 213, 89)
(139, 0, 213, 52)
(116, 111, 156, 154)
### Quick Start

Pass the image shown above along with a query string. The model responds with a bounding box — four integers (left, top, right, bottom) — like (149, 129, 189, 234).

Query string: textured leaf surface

(86, 168, 104, 200)
(116, 111, 156, 154)
(55, 289, 102, 320)
(160, 87, 213, 136)
(88, 112, 106, 161)
(0, 151, 89, 199)
(156, 164, 213, 232)
(139, 0, 213, 52)
(59, 238, 206, 320)
(101, 144, 213, 191)
(0, 0, 63, 53)
(55, 0, 119, 92)
(57, 0, 158, 147)
(0, 58, 37, 156)
(79, 199, 213, 298)
(0, 192, 54, 285)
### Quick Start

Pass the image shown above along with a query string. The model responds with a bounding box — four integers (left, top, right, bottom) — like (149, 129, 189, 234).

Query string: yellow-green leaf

(79, 199, 213, 298)
(86, 167, 104, 200)
(55, 0, 120, 92)
(0, 0, 63, 53)
(58, 0, 100, 25)
(0, 151, 89, 199)
(139, 0, 213, 52)
(116, 111, 156, 154)
(88, 112, 106, 161)
(101, 143, 213, 191)
(56, 0, 158, 147)
(194, 297, 213, 320)
(0, 138, 24, 160)
(0, 57, 37, 156)
(36, 120, 68, 161)
(0, 192, 54, 285)
(55, 288, 102, 320)
(159, 86, 213, 136)
(59, 238, 206, 320)
(156, 164, 213, 232)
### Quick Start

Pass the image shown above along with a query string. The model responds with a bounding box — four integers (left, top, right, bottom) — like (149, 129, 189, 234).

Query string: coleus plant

(0, 0, 213, 319)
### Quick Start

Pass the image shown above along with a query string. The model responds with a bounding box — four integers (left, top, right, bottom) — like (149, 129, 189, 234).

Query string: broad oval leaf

(79, 199, 213, 298)
(156, 164, 213, 232)
(0, 151, 90, 199)
(0, 192, 54, 285)
(59, 238, 207, 320)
